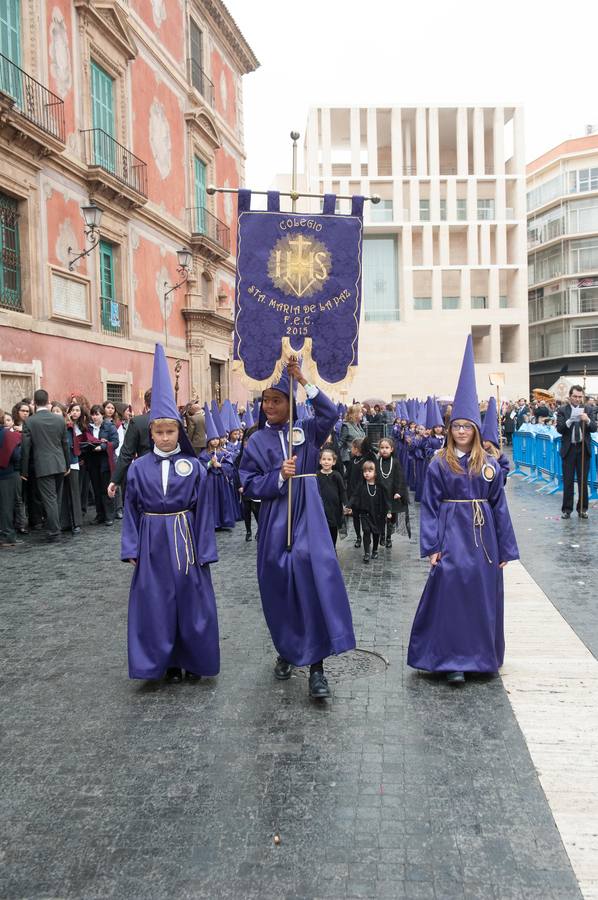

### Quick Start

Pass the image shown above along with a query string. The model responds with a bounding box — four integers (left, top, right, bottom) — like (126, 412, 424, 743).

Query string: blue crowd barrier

(510, 424, 598, 496)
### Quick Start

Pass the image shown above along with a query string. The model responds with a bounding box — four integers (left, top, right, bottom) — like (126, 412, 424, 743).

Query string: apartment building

(0, 0, 257, 410)
(527, 133, 598, 389)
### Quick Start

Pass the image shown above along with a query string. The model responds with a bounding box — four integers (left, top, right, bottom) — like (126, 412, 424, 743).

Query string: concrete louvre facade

(280, 106, 529, 402)
(527, 134, 598, 389)
(0, 0, 257, 412)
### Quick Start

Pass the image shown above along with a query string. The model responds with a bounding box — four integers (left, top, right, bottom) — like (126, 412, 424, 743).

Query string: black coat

(21, 409, 70, 477)
(349, 481, 390, 534)
(556, 404, 597, 457)
(376, 455, 409, 512)
(317, 470, 347, 528)
(111, 413, 151, 485)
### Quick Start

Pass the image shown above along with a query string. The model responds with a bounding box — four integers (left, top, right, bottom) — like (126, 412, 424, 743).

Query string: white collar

(455, 448, 467, 458)
(153, 443, 180, 459)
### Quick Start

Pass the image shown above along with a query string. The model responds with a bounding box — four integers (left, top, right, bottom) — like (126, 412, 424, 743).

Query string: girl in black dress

(376, 437, 409, 549)
(348, 460, 391, 563)
(317, 448, 348, 547)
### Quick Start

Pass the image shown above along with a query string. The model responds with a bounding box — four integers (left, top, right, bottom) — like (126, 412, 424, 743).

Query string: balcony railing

(0, 51, 65, 142)
(187, 59, 214, 107)
(188, 207, 231, 253)
(100, 296, 129, 338)
(82, 129, 148, 197)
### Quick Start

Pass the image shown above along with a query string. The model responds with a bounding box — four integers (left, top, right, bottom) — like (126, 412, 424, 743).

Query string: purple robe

(407, 452, 519, 673)
(412, 436, 426, 502)
(496, 451, 510, 485)
(198, 450, 238, 528)
(239, 391, 356, 666)
(121, 451, 219, 679)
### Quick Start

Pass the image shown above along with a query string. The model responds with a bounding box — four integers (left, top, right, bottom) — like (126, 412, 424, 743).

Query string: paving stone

(0, 505, 582, 899)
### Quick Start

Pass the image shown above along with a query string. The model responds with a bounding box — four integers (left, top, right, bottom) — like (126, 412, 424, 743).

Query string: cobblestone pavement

(0, 500, 583, 900)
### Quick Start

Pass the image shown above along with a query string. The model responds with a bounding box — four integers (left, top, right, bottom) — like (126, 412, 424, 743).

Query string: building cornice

(199, 0, 259, 74)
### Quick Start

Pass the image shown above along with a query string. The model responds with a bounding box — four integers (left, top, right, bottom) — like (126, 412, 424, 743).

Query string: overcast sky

(225, 0, 598, 188)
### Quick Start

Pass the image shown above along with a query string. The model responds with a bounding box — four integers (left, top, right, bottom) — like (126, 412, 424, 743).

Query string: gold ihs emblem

(268, 234, 331, 298)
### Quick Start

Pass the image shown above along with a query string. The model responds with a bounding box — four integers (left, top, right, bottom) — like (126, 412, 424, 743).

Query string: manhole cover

(295, 648, 388, 682)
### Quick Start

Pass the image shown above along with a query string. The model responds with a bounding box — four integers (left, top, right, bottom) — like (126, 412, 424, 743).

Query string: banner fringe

(233, 338, 357, 395)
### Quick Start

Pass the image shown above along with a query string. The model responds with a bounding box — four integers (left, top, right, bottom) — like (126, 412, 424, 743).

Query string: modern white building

(527, 133, 598, 389)
(279, 106, 529, 401)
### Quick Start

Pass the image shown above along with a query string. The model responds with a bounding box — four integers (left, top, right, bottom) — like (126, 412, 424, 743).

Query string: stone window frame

(0, 177, 33, 318)
(99, 367, 132, 405)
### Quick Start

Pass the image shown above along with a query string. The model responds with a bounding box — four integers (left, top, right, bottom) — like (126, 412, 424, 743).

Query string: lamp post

(163, 247, 192, 345)
(68, 200, 103, 271)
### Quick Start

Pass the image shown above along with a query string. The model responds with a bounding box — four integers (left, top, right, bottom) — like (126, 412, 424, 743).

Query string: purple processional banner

(234, 190, 364, 386)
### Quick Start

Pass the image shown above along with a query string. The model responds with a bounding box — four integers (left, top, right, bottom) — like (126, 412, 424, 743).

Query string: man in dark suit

(107, 389, 151, 500)
(21, 389, 70, 541)
(556, 384, 597, 519)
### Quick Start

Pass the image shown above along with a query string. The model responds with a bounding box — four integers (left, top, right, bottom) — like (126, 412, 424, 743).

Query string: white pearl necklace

(366, 483, 377, 497)
(379, 457, 393, 479)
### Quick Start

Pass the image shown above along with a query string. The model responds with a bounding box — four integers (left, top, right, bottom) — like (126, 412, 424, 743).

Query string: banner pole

(497, 384, 502, 451)
(287, 131, 300, 551)
(207, 185, 381, 205)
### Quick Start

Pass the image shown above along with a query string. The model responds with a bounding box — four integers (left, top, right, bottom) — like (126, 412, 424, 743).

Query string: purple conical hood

(243, 403, 254, 428)
(203, 404, 219, 443)
(148, 344, 195, 455)
(220, 399, 234, 433)
(416, 401, 427, 427)
(210, 399, 226, 437)
(425, 396, 444, 430)
(450, 335, 481, 429)
(481, 396, 499, 446)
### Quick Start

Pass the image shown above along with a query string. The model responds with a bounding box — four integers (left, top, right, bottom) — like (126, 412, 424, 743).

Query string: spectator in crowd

(20, 389, 70, 542)
(84, 405, 119, 526)
(184, 401, 207, 455)
(338, 404, 366, 476)
(556, 384, 597, 519)
(0, 407, 22, 548)
(515, 398, 530, 429)
(108, 389, 152, 500)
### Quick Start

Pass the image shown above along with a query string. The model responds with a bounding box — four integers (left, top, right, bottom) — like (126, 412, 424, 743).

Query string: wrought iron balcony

(188, 207, 231, 255)
(82, 129, 148, 198)
(100, 296, 129, 338)
(0, 51, 65, 143)
(187, 59, 214, 107)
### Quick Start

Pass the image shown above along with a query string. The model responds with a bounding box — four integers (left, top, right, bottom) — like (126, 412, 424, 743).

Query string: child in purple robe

(198, 437, 237, 530)
(122, 345, 219, 683)
(239, 358, 355, 699)
(407, 336, 519, 685)
(481, 396, 510, 485)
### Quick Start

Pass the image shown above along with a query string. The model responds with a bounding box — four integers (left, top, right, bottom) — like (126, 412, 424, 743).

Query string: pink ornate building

(0, 0, 257, 410)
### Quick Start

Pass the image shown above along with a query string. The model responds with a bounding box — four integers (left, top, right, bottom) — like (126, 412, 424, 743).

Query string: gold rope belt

(442, 499, 493, 564)
(143, 510, 195, 574)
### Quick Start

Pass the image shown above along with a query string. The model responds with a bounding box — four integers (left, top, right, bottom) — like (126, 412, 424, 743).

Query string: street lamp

(68, 200, 103, 271)
(163, 248, 192, 345)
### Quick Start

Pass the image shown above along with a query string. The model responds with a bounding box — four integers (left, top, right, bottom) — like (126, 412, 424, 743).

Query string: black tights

(352, 512, 361, 539)
(243, 498, 260, 532)
(362, 530, 379, 554)
(385, 514, 396, 542)
(329, 526, 338, 547)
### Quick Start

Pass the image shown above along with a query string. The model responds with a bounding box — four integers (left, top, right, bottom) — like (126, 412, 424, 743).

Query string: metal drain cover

(295, 648, 388, 681)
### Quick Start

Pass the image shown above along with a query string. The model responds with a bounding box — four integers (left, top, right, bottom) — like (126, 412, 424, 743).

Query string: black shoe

(354, 537, 362, 548)
(274, 656, 292, 680)
(185, 671, 201, 682)
(385, 538, 392, 548)
(105, 520, 115, 527)
(579, 511, 589, 519)
(363, 553, 370, 564)
(165, 668, 182, 683)
(72, 526, 81, 535)
(309, 670, 331, 699)
(47, 533, 60, 543)
(561, 511, 571, 519)
(115, 510, 124, 520)
(16, 528, 28, 535)
(254, 532, 259, 541)
(371, 551, 379, 560)
(245, 531, 252, 542)
(446, 671, 465, 685)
